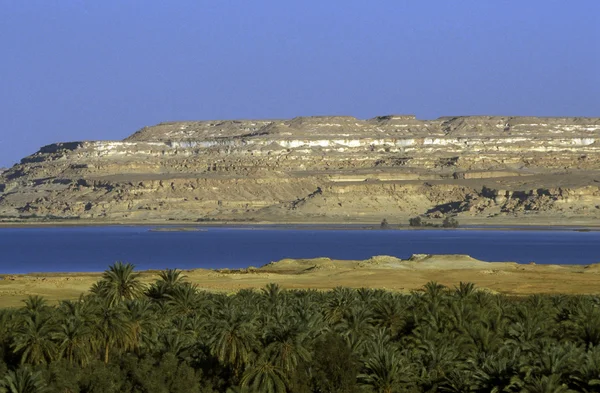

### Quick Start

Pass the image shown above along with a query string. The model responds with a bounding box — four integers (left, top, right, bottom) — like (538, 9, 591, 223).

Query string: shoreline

(1, 219, 600, 231)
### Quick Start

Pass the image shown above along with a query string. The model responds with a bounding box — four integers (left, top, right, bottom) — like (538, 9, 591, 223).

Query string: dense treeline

(1, 263, 600, 392)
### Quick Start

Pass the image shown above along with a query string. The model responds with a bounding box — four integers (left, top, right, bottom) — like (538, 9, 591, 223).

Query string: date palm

(209, 308, 258, 377)
(465, 323, 504, 357)
(454, 282, 477, 300)
(91, 261, 146, 306)
(324, 287, 355, 325)
(11, 314, 57, 365)
(0, 368, 48, 393)
(569, 345, 600, 392)
(337, 306, 375, 339)
(157, 330, 194, 359)
(528, 342, 582, 380)
(88, 299, 134, 364)
(372, 296, 406, 336)
(359, 347, 408, 393)
(261, 283, 284, 308)
(125, 298, 159, 354)
(471, 350, 523, 393)
(422, 281, 448, 305)
(0, 309, 16, 344)
(158, 268, 187, 287)
(440, 370, 475, 393)
(241, 355, 287, 393)
(53, 317, 92, 366)
(166, 283, 203, 316)
(263, 321, 311, 374)
(521, 374, 575, 393)
(147, 268, 188, 302)
(21, 296, 49, 318)
(57, 296, 88, 320)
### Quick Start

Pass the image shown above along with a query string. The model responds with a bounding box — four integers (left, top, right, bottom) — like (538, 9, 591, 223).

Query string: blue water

(0, 226, 599, 274)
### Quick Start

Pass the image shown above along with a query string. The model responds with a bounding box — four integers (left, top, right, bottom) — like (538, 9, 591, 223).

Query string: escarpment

(1, 115, 600, 225)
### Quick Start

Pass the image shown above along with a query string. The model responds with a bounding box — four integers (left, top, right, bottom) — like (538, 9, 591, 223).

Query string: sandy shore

(1, 217, 599, 230)
(2, 254, 600, 308)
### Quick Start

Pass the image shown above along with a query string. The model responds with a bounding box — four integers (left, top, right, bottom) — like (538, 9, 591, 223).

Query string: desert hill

(1, 115, 599, 225)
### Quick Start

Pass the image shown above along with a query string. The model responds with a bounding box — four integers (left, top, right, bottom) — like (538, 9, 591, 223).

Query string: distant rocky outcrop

(1, 115, 600, 224)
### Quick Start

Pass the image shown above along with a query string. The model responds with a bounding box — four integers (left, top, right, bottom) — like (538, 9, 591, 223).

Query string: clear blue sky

(1, 1, 598, 167)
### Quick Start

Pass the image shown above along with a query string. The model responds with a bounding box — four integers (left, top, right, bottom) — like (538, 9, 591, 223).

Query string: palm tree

(454, 282, 477, 300)
(0, 368, 48, 393)
(166, 283, 203, 316)
(261, 283, 284, 309)
(157, 330, 194, 359)
(0, 308, 16, 344)
(263, 321, 311, 375)
(52, 316, 92, 366)
(21, 296, 49, 318)
(521, 374, 575, 393)
(359, 347, 408, 393)
(440, 370, 475, 393)
(527, 342, 582, 382)
(576, 313, 600, 348)
(372, 296, 406, 336)
(569, 345, 600, 392)
(11, 314, 57, 365)
(324, 287, 356, 325)
(125, 298, 159, 354)
(337, 306, 375, 340)
(158, 268, 187, 287)
(91, 261, 146, 305)
(464, 323, 504, 357)
(57, 295, 88, 320)
(88, 299, 134, 364)
(241, 355, 287, 393)
(413, 339, 462, 390)
(422, 281, 448, 304)
(448, 301, 478, 334)
(147, 268, 188, 302)
(209, 307, 258, 377)
(506, 307, 548, 352)
(471, 350, 523, 393)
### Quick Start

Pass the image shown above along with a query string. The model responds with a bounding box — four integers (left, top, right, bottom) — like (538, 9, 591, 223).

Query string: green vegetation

(409, 216, 460, 228)
(408, 216, 423, 227)
(0, 263, 599, 392)
(442, 216, 459, 228)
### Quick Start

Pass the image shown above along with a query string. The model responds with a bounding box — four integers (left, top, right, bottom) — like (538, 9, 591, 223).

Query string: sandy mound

(583, 263, 600, 273)
(403, 254, 518, 270)
(260, 254, 519, 273)
(260, 257, 340, 272)
(357, 255, 406, 268)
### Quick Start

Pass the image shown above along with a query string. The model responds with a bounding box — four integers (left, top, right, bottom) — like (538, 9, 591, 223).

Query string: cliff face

(1, 115, 599, 224)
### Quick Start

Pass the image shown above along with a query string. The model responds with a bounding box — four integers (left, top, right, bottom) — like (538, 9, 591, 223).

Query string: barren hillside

(1, 115, 599, 225)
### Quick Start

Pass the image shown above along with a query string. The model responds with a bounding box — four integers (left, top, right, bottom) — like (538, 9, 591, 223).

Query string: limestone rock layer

(1, 115, 600, 224)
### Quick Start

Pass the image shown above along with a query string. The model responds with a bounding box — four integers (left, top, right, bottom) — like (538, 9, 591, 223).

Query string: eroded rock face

(1, 115, 600, 224)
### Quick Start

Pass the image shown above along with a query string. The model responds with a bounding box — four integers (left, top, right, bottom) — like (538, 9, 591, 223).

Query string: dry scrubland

(2, 254, 600, 307)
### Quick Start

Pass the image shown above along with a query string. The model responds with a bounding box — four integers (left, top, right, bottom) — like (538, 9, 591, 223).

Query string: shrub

(409, 216, 423, 227)
(442, 216, 459, 228)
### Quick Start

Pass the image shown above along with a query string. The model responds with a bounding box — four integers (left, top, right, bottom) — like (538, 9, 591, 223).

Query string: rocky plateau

(1, 115, 600, 225)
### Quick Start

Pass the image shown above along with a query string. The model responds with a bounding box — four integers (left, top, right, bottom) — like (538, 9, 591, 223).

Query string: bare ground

(2, 255, 600, 307)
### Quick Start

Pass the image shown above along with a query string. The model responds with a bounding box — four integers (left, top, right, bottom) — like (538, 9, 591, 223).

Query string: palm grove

(1, 263, 600, 392)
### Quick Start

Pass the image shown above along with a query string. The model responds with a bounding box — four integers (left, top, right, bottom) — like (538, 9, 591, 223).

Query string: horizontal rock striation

(1, 115, 600, 224)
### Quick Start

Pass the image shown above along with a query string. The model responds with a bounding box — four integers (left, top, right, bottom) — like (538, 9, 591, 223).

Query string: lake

(0, 226, 599, 274)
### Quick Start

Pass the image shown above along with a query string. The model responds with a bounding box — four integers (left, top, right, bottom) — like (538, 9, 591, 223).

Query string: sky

(1, 1, 599, 167)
